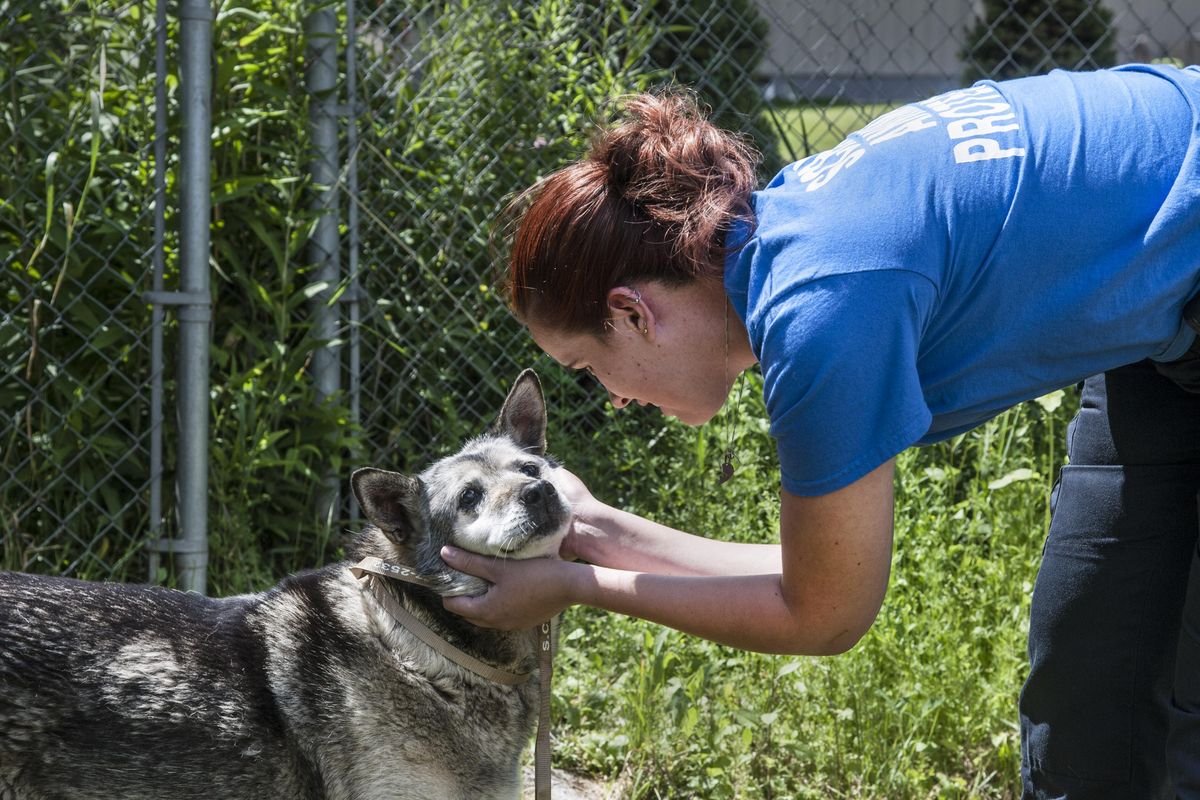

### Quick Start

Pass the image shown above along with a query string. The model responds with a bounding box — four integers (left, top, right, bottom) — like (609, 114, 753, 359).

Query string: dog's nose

(520, 480, 554, 507)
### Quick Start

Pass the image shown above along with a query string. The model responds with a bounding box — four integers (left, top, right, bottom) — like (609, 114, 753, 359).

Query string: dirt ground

(522, 766, 628, 800)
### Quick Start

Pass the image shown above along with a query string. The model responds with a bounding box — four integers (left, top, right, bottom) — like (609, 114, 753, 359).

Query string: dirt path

(522, 766, 626, 800)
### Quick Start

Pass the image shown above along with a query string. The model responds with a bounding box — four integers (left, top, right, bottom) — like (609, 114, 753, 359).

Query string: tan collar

(349, 556, 555, 799)
(350, 556, 535, 685)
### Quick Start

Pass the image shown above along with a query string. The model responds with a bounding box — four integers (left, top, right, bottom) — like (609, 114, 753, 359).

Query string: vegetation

(961, 0, 1117, 83)
(553, 374, 1072, 799)
(2, 2, 1077, 796)
(628, 0, 783, 178)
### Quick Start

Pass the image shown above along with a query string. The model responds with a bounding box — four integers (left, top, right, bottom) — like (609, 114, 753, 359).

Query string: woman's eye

(519, 463, 540, 478)
(458, 486, 482, 510)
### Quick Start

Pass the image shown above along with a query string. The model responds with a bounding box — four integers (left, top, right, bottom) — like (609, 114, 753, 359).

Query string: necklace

(719, 298, 747, 485)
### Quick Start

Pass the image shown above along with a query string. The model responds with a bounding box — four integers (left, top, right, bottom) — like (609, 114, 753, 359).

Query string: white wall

(753, 0, 1200, 98)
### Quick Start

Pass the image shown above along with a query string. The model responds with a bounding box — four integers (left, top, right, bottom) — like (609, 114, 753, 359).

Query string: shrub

(629, 0, 782, 177)
(961, 0, 1117, 83)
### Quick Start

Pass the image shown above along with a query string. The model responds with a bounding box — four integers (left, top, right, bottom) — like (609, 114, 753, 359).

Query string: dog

(0, 369, 570, 800)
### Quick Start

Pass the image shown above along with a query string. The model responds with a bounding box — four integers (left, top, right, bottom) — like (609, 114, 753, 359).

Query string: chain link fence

(4, 0, 1200, 587)
(2, 2, 166, 581)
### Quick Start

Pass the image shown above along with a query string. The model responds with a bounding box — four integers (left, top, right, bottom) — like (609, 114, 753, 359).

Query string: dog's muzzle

(518, 480, 569, 533)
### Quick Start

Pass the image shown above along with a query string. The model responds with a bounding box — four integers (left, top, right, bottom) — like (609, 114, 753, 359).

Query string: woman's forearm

(444, 463, 894, 654)
(562, 563, 855, 655)
(570, 501, 782, 577)
(561, 463, 895, 655)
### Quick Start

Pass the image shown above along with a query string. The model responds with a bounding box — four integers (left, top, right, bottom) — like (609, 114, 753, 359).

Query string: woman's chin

(663, 406, 720, 427)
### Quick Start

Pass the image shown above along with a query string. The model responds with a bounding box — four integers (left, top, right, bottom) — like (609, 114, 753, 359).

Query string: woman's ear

(606, 285, 655, 340)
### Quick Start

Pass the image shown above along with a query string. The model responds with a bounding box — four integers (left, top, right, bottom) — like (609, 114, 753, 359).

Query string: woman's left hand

(439, 546, 578, 630)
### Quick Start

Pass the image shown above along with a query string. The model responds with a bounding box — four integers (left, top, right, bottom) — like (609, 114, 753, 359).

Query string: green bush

(1, 3, 163, 579)
(627, 0, 784, 178)
(350, 0, 655, 475)
(961, 0, 1117, 83)
(554, 383, 1074, 799)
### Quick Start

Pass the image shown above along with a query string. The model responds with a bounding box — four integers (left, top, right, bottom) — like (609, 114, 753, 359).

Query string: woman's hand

(439, 547, 579, 630)
(551, 464, 595, 508)
(551, 466, 607, 563)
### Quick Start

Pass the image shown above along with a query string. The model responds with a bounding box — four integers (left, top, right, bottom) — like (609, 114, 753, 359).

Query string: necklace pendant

(717, 450, 735, 485)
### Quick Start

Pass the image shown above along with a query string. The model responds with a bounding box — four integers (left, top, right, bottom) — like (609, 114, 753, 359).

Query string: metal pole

(176, 0, 212, 594)
(306, 2, 342, 527)
(147, 0, 169, 583)
(345, 0, 361, 522)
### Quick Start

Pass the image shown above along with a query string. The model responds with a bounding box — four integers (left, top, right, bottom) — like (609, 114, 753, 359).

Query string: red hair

(500, 91, 759, 335)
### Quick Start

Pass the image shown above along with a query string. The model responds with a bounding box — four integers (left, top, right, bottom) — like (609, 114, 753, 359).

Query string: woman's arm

(566, 494, 783, 578)
(441, 459, 895, 655)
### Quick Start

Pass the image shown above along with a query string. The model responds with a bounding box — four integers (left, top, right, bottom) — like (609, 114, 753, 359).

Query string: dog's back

(0, 570, 322, 799)
(0, 561, 538, 800)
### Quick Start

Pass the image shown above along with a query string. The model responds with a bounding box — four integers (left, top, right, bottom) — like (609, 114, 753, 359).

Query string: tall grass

(550, 370, 1074, 799)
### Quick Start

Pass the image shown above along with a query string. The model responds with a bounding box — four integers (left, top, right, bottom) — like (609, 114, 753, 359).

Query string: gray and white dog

(0, 369, 570, 800)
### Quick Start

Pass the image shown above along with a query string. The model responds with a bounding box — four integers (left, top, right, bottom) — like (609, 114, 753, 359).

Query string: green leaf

(988, 468, 1039, 490)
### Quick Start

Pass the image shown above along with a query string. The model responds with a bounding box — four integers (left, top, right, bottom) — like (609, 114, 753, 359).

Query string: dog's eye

(458, 486, 482, 511)
(518, 463, 540, 478)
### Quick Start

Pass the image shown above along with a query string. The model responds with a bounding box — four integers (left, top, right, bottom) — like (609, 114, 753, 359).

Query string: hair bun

(588, 91, 758, 268)
(595, 93, 695, 194)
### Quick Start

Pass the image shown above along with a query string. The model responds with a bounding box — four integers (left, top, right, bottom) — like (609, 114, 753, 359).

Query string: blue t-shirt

(724, 65, 1200, 496)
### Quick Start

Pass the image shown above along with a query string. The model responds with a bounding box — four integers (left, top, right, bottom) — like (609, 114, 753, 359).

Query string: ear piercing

(631, 289, 647, 333)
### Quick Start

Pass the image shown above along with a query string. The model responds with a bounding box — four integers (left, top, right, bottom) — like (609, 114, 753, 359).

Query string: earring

(640, 325, 648, 335)
(631, 289, 641, 304)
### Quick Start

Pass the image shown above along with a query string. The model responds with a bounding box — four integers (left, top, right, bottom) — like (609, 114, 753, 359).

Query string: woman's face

(526, 281, 750, 426)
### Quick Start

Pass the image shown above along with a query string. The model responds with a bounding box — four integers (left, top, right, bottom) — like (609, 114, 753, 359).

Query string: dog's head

(350, 369, 571, 597)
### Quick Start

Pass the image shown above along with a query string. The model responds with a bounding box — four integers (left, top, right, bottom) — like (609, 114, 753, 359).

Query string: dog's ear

(351, 467, 421, 544)
(493, 369, 547, 455)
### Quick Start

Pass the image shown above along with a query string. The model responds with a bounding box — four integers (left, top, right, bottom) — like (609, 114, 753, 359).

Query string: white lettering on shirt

(924, 85, 1027, 163)
(953, 137, 1028, 163)
(789, 84, 1026, 191)
(858, 105, 938, 145)
(792, 138, 867, 192)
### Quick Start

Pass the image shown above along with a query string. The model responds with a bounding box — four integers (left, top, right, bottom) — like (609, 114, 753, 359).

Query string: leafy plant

(553, 384, 1075, 799)
(1, 1, 163, 579)
(961, 0, 1117, 83)
(350, 0, 657, 478)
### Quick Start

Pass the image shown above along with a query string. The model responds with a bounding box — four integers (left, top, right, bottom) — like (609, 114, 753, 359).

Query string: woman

(440, 64, 1200, 797)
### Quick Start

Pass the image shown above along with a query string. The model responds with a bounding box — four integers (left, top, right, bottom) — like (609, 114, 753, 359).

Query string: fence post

(147, 0, 169, 584)
(176, 0, 213, 594)
(305, 2, 342, 527)
(344, 0, 362, 522)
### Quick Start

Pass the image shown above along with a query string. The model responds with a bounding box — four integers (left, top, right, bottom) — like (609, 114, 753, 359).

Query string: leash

(349, 557, 555, 799)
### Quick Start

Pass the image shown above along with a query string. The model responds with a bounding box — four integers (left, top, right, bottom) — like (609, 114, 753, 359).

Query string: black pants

(1020, 360, 1200, 798)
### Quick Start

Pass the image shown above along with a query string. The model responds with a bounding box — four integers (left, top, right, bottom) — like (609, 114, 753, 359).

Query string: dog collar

(349, 556, 534, 685)
(349, 557, 556, 799)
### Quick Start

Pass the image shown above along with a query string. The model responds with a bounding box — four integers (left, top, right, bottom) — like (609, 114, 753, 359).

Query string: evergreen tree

(628, 0, 781, 177)
(961, 0, 1117, 83)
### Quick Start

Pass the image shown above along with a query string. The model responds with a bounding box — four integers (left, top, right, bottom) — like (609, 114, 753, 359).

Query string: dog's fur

(0, 370, 570, 800)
